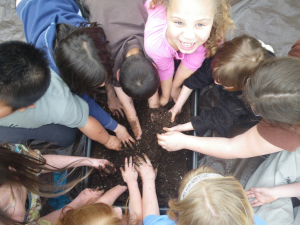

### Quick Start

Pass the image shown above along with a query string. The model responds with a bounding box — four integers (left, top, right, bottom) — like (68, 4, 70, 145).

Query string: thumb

(163, 127, 172, 132)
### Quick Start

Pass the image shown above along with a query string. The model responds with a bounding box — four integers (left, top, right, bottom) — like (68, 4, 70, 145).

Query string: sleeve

(143, 215, 175, 225)
(183, 57, 214, 90)
(59, 93, 89, 128)
(254, 214, 268, 225)
(181, 45, 206, 72)
(79, 94, 118, 131)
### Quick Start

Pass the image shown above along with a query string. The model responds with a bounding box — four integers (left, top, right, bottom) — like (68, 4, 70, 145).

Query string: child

(0, 40, 121, 150)
(57, 156, 143, 225)
(168, 35, 274, 137)
(144, 0, 234, 106)
(82, 0, 160, 140)
(16, 0, 134, 147)
(134, 155, 267, 224)
(0, 143, 125, 225)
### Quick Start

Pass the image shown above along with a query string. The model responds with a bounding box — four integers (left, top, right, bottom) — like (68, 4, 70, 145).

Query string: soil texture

(90, 94, 191, 207)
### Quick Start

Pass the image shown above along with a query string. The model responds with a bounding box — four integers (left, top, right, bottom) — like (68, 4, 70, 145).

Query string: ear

(18, 104, 35, 112)
(152, 62, 157, 69)
(116, 69, 120, 82)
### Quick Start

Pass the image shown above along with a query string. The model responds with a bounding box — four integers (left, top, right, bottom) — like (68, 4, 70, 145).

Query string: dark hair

(212, 35, 269, 91)
(120, 54, 159, 100)
(54, 23, 114, 96)
(244, 57, 300, 126)
(0, 144, 91, 225)
(0, 41, 51, 111)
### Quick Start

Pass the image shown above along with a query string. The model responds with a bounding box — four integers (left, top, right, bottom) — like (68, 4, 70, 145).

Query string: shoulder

(143, 215, 175, 225)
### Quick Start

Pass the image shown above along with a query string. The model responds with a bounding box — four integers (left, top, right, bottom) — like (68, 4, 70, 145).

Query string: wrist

(126, 180, 138, 187)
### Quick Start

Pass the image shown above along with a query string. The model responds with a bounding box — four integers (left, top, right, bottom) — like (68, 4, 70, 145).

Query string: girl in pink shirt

(144, 0, 234, 106)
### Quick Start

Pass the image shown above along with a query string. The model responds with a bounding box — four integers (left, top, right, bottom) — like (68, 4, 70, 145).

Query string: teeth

(181, 42, 194, 47)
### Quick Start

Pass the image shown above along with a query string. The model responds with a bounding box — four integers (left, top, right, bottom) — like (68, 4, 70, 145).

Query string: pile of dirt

(89, 94, 191, 207)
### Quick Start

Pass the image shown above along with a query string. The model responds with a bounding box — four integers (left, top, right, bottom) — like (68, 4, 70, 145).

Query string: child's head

(54, 23, 114, 95)
(245, 57, 300, 127)
(57, 203, 128, 225)
(0, 41, 51, 118)
(212, 35, 270, 91)
(119, 54, 160, 100)
(151, 0, 234, 57)
(168, 166, 254, 225)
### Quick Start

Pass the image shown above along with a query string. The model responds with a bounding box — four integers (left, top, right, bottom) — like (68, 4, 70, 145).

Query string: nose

(182, 27, 195, 40)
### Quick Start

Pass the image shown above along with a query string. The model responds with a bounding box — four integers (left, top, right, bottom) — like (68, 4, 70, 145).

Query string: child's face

(166, 0, 215, 54)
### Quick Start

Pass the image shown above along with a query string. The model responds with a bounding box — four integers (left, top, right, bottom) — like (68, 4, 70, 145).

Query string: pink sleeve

(181, 45, 206, 71)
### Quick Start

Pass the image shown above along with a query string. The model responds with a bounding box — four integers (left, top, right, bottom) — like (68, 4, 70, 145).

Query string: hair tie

(180, 173, 223, 200)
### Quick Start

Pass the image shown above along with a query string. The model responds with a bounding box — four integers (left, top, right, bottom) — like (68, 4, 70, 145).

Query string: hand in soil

(107, 89, 124, 118)
(169, 105, 181, 122)
(95, 185, 127, 206)
(159, 95, 170, 107)
(114, 124, 135, 148)
(157, 131, 186, 151)
(98, 163, 116, 177)
(120, 156, 138, 184)
(90, 158, 114, 172)
(77, 188, 104, 206)
(104, 135, 123, 151)
(134, 154, 157, 182)
(171, 86, 181, 103)
(128, 118, 142, 140)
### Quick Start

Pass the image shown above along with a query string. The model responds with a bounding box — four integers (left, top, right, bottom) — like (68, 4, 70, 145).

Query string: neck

(125, 47, 141, 58)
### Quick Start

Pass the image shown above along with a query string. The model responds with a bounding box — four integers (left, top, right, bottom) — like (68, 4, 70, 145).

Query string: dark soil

(89, 94, 191, 207)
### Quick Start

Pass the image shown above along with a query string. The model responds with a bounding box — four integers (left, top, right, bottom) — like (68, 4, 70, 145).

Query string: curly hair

(54, 22, 114, 95)
(149, 0, 235, 57)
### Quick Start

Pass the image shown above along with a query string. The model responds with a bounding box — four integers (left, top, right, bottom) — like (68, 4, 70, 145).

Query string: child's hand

(157, 131, 186, 151)
(246, 187, 278, 207)
(114, 124, 135, 148)
(159, 95, 170, 107)
(78, 188, 104, 206)
(90, 158, 114, 173)
(171, 86, 181, 103)
(169, 105, 181, 122)
(128, 118, 142, 140)
(104, 135, 123, 151)
(120, 156, 138, 184)
(107, 87, 124, 119)
(134, 153, 157, 182)
(96, 185, 127, 206)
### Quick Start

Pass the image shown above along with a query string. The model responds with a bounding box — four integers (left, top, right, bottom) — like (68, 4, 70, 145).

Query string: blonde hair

(57, 203, 132, 225)
(168, 166, 254, 225)
(150, 0, 235, 57)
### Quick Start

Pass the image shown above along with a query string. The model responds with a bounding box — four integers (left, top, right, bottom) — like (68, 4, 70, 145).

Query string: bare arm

(79, 116, 122, 151)
(95, 185, 127, 206)
(171, 62, 194, 102)
(148, 90, 160, 109)
(160, 77, 173, 106)
(114, 87, 142, 140)
(158, 125, 282, 159)
(106, 83, 124, 118)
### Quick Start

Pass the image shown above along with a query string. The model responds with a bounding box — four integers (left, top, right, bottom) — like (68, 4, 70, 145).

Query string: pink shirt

(144, 0, 206, 81)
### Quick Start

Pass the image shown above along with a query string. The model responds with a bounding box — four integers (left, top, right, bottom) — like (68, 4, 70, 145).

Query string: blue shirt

(17, 0, 118, 131)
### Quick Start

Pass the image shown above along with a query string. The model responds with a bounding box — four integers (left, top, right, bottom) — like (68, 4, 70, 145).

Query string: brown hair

(212, 35, 270, 91)
(150, 0, 235, 57)
(168, 166, 254, 225)
(244, 57, 300, 127)
(57, 203, 131, 225)
(54, 22, 114, 96)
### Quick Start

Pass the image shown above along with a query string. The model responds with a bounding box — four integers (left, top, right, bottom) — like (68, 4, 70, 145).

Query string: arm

(134, 154, 159, 219)
(148, 89, 160, 109)
(247, 183, 300, 207)
(79, 116, 122, 151)
(157, 125, 282, 159)
(160, 77, 173, 106)
(95, 185, 127, 206)
(171, 62, 194, 103)
(114, 86, 142, 140)
(163, 122, 194, 132)
(106, 83, 124, 118)
(42, 155, 113, 172)
(169, 85, 193, 122)
(121, 157, 142, 221)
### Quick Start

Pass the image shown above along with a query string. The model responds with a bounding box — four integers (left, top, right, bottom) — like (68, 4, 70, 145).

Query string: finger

(122, 140, 127, 148)
(118, 108, 125, 118)
(171, 112, 175, 122)
(124, 157, 128, 169)
(127, 140, 134, 149)
(251, 200, 262, 208)
(247, 193, 256, 199)
(129, 135, 135, 143)
(163, 127, 172, 132)
(142, 153, 151, 165)
(129, 156, 133, 167)
(115, 110, 120, 119)
(134, 164, 140, 173)
(103, 166, 110, 174)
(120, 167, 124, 175)
(155, 167, 158, 177)
(135, 155, 145, 164)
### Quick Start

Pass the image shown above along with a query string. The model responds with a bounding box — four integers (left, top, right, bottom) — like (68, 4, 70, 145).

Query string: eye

(196, 23, 204, 28)
(175, 21, 183, 26)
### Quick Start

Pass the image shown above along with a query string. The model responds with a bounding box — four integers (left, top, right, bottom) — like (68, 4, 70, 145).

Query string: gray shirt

(0, 69, 89, 129)
(83, 0, 149, 87)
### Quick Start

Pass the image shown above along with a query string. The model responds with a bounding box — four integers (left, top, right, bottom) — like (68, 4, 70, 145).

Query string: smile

(180, 41, 196, 50)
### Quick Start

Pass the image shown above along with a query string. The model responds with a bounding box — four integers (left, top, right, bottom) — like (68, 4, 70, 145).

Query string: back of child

(144, 0, 234, 105)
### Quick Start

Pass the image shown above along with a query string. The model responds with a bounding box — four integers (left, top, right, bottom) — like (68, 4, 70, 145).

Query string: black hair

(120, 54, 160, 100)
(54, 23, 114, 96)
(0, 41, 51, 111)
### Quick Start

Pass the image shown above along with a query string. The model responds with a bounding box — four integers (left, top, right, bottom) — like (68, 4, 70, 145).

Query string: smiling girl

(144, 0, 234, 106)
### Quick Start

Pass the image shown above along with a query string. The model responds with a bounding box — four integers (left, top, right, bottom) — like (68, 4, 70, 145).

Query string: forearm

(127, 182, 142, 220)
(79, 116, 110, 145)
(142, 180, 159, 219)
(42, 155, 93, 171)
(160, 78, 172, 99)
(172, 63, 194, 89)
(272, 183, 300, 199)
(175, 122, 194, 132)
(148, 90, 160, 108)
(173, 85, 193, 109)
